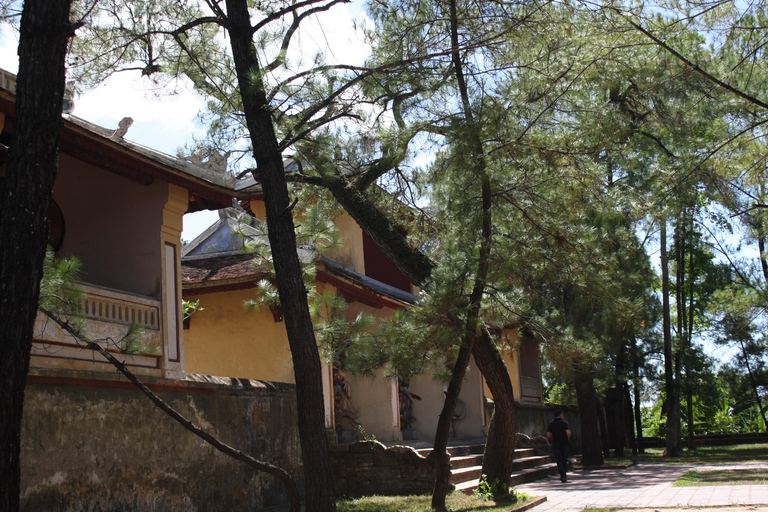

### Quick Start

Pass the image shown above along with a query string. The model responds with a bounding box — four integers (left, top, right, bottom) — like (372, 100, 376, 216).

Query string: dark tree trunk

(597, 396, 610, 458)
(473, 328, 516, 487)
(575, 374, 604, 466)
(0, 1, 74, 510)
(429, 333, 474, 511)
(224, 1, 334, 510)
(613, 344, 627, 457)
(686, 232, 696, 450)
(660, 219, 681, 456)
(633, 377, 644, 454)
(624, 382, 637, 456)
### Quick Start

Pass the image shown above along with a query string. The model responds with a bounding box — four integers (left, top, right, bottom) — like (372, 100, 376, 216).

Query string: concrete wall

(21, 375, 301, 512)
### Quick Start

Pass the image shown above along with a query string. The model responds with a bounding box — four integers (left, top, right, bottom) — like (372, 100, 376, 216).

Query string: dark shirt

(547, 416, 570, 445)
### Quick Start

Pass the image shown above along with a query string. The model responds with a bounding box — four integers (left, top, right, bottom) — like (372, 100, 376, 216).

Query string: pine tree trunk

(660, 219, 681, 456)
(575, 374, 604, 466)
(429, 334, 474, 511)
(633, 377, 645, 454)
(429, 0, 494, 507)
(223, 1, 335, 510)
(613, 344, 627, 457)
(624, 382, 637, 456)
(597, 396, 610, 458)
(0, 1, 74, 510)
(473, 328, 516, 487)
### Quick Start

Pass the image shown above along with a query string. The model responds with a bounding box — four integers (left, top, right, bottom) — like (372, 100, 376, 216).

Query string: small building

(181, 202, 545, 445)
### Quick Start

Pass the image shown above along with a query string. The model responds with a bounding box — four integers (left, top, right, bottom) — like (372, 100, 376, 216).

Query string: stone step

(509, 462, 559, 486)
(416, 444, 485, 458)
(512, 454, 553, 471)
(454, 463, 560, 494)
(450, 453, 485, 470)
(450, 464, 483, 485)
(417, 445, 538, 459)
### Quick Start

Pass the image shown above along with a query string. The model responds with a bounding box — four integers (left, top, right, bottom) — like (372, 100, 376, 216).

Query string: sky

(0, 1, 371, 241)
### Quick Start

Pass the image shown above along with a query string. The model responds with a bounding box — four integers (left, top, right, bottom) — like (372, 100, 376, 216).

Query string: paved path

(515, 461, 768, 511)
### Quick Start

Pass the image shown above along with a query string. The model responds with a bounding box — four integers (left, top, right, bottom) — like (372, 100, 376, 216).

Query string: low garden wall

(329, 441, 433, 498)
(21, 372, 302, 512)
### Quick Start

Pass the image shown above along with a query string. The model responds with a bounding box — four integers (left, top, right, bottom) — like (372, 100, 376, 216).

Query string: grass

(575, 443, 768, 467)
(674, 468, 768, 487)
(337, 492, 538, 512)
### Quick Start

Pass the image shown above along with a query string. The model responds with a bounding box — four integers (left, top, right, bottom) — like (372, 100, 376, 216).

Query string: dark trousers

(552, 442, 569, 479)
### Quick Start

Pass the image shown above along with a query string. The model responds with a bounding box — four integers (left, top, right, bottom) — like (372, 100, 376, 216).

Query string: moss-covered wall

(20, 375, 301, 512)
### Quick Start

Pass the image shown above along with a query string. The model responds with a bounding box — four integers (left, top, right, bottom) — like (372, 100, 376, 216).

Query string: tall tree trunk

(613, 343, 627, 457)
(224, 1, 334, 510)
(575, 374, 604, 466)
(660, 219, 681, 456)
(430, 2, 493, 507)
(624, 382, 637, 456)
(630, 335, 643, 454)
(633, 380, 644, 454)
(473, 328, 516, 487)
(673, 218, 685, 453)
(686, 225, 696, 450)
(738, 339, 768, 432)
(597, 396, 610, 458)
(0, 1, 75, 510)
(429, 333, 475, 511)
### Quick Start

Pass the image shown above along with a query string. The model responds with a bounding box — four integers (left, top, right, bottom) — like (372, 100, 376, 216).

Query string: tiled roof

(182, 253, 266, 285)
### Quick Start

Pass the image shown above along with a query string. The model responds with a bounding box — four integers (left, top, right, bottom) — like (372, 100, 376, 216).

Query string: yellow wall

(482, 328, 522, 402)
(249, 198, 365, 274)
(184, 288, 295, 383)
(327, 214, 366, 274)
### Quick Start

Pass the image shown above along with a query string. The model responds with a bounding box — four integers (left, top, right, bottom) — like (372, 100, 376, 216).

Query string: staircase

(416, 443, 558, 494)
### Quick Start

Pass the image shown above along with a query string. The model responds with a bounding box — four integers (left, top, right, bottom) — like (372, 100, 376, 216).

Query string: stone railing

(32, 282, 162, 370)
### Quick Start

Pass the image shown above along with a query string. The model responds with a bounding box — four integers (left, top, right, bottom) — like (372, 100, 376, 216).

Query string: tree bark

(473, 328, 516, 487)
(633, 377, 644, 454)
(624, 382, 637, 456)
(613, 344, 627, 457)
(660, 219, 681, 456)
(575, 374, 604, 466)
(224, 1, 335, 510)
(0, 1, 74, 510)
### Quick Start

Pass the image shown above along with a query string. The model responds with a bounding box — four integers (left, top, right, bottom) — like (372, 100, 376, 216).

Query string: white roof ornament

(185, 150, 230, 174)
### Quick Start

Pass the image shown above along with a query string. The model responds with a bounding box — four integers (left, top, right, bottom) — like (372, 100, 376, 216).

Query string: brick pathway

(515, 461, 768, 511)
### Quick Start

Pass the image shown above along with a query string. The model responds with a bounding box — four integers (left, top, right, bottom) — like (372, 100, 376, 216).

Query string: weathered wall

(329, 441, 433, 498)
(21, 375, 301, 512)
(516, 405, 582, 453)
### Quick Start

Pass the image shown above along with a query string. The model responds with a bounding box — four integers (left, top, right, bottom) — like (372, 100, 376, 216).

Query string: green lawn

(577, 443, 768, 466)
(674, 468, 768, 487)
(337, 492, 540, 512)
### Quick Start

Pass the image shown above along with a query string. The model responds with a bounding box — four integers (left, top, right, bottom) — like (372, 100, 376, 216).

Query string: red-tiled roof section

(182, 253, 267, 285)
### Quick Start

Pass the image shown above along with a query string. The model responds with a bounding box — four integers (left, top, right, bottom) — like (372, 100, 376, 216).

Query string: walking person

(547, 409, 571, 483)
